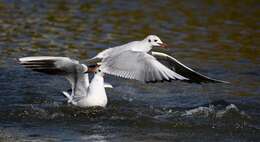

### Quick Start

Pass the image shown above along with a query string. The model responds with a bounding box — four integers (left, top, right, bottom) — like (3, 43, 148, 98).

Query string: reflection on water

(0, 0, 259, 141)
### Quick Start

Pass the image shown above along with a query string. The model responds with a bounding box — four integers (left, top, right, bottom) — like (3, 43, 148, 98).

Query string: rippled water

(0, 0, 259, 141)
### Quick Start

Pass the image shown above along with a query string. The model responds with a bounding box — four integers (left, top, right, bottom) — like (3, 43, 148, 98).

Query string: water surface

(0, 0, 259, 141)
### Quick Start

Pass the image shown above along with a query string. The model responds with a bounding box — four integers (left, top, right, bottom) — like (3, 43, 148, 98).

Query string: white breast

(75, 72, 107, 107)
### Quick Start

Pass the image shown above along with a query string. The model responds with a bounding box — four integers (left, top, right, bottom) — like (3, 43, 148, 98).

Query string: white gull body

(18, 56, 112, 108)
(63, 71, 110, 107)
(90, 35, 188, 83)
(89, 35, 228, 83)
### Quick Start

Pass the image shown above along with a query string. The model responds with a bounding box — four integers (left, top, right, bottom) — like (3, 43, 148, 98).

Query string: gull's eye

(154, 39, 157, 42)
(98, 69, 101, 72)
(148, 39, 151, 42)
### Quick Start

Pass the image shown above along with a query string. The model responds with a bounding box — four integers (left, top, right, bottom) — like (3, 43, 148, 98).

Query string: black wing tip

(185, 79, 231, 84)
(201, 77, 230, 84)
(145, 78, 174, 83)
(211, 80, 230, 84)
(15, 58, 19, 61)
(16, 58, 66, 75)
(145, 77, 230, 84)
(15, 58, 22, 63)
(152, 51, 231, 84)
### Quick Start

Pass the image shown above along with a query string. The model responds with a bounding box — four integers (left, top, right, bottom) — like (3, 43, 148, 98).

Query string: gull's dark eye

(148, 39, 151, 42)
(98, 69, 101, 72)
(154, 40, 157, 42)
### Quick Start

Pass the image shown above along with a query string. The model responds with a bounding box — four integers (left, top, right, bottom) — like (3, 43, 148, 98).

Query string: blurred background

(0, 0, 259, 141)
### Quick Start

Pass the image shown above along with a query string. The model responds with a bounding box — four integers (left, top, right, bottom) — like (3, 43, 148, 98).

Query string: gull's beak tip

(159, 43, 168, 48)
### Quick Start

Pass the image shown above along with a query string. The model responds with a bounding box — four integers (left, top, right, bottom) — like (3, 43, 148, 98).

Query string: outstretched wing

(100, 50, 188, 83)
(18, 56, 89, 97)
(18, 56, 81, 75)
(151, 52, 229, 84)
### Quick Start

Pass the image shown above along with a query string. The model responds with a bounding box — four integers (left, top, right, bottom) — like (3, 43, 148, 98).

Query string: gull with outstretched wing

(18, 56, 112, 107)
(87, 35, 228, 84)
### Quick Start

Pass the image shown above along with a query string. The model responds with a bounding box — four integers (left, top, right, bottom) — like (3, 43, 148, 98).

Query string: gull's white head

(144, 35, 167, 48)
(95, 68, 104, 77)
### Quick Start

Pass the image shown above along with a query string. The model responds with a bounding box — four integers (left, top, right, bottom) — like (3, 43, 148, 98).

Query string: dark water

(0, 0, 259, 141)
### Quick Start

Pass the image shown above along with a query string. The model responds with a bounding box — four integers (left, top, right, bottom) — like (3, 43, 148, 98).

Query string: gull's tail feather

(62, 91, 73, 103)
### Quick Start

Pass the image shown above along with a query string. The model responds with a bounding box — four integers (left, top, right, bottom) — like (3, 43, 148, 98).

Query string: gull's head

(94, 68, 104, 76)
(144, 35, 167, 48)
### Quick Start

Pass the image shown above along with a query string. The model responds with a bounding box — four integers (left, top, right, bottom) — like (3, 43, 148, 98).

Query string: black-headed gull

(18, 56, 112, 107)
(88, 35, 228, 83)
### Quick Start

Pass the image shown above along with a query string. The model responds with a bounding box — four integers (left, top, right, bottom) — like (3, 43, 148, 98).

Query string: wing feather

(100, 50, 188, 83)
(18, 56, 80, 75)
(151, 51, 229, 84)
(18, 56, 89, 97)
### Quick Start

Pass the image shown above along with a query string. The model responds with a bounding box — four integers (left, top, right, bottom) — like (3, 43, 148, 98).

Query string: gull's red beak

(159, 43, 168, 48)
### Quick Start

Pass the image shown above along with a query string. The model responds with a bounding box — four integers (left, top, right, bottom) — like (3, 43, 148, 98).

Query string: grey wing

(151, 52, 229, 84)
(100, 50, 188, 83)
(18, 56, 89, 97)
(18, 56, 82, 75)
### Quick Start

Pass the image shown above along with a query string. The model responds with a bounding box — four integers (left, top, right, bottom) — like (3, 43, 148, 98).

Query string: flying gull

(87, 35, 228, 84)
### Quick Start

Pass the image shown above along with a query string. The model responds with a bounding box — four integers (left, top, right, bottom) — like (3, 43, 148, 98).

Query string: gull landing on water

(18, 56, 113, 108)
(88, 35, 229, 84)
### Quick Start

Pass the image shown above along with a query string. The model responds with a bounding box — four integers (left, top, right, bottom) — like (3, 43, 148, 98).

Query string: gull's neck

(83, 73, 90, 88)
